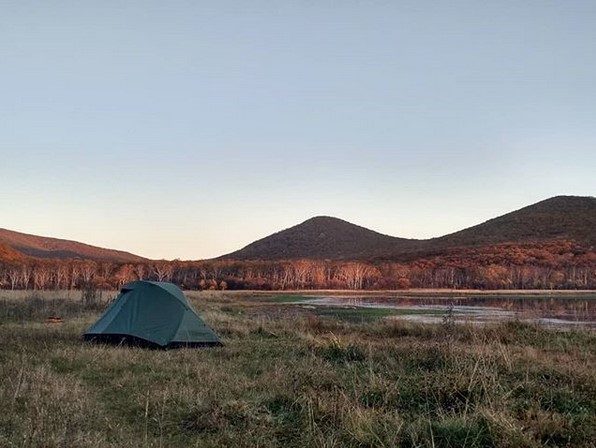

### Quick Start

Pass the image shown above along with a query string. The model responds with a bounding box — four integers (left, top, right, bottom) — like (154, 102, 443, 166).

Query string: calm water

(294, 294, 596, 328)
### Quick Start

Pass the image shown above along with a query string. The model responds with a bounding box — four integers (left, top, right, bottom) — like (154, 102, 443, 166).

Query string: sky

(1, 0, 595, 260)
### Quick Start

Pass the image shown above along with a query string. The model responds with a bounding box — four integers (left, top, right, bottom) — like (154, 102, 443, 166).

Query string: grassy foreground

(0, 291, 595, 447)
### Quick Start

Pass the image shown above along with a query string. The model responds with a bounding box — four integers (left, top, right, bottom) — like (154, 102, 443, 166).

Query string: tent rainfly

(84, 280, 222, 348)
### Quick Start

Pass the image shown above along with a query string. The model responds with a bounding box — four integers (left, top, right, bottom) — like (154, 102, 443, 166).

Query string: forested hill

(0, 228, 146, 263)
(0, 240, 25, 262)
(1, 195, 594, 264)
(219, 216, 420, 261)
(430, 195, 596, 249)
(0, 196, 595, 290)
(221, 196, 596, 261)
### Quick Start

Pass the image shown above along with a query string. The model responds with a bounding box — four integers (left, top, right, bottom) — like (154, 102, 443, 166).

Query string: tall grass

(0, 290, 116, 324)
(0, 291, 594, 447)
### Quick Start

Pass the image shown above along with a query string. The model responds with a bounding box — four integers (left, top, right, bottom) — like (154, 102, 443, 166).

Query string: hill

(430, 195, 596, 249)
(0, 228, 147, 263)
(0, 240, 26, 263)
(1, 195, 594, 264)
(220, 216, 420, 261)
(221, 196, 596, 261)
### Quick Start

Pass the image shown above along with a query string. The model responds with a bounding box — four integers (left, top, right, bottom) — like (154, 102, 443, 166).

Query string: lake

(288, 292, 596, 328)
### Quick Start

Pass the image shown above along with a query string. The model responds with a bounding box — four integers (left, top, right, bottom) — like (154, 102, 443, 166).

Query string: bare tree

(99, 262, 114, 285)
(7, 266, 20, 290)
(80, 261, 97, 286)
(70, 263, 81, 290)
(54, 264, 69, 290)
(134, 264, 147, 280)
(21, 264, 31, 290)
(32, 264, 51, 290)
(153, 262, 174, 282)
(115, 264, 135, 288)
(335, 263, 377, 290)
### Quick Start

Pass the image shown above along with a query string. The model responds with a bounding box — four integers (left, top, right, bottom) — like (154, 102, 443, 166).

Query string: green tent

(84, 280, 222, 348)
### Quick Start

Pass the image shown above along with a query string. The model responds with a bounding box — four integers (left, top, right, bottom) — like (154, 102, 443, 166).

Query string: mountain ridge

(1, 195, 594, 263)
(0, 228, 147, 263)
(430, 195, 596, 248)
(221, 195, 596, 261)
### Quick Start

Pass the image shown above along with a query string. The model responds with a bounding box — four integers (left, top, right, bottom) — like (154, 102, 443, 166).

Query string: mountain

(431, 196, 596, 248)
(221, 196, 596, 261)
(0, 240, 26, 262)
(0, 228, 147, 263)
(2, 195, 594, 264)
(219, 216, 420, 261)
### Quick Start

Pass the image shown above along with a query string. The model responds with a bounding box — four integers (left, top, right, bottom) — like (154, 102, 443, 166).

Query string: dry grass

(0, 290, 595, 447)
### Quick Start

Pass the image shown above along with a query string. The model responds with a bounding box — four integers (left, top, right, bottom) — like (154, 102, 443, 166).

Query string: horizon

(2, 194, 594, 261)
(2, 2, 595, 259)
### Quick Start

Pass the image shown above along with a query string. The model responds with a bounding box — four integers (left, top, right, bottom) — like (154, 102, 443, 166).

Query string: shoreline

(192, 288, 596, 296)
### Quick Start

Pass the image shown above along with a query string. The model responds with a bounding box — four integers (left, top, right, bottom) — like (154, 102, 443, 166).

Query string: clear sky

(1, 1, 595, 260)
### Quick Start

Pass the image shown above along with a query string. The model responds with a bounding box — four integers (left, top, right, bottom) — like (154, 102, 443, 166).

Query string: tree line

(0, 240, 594, 290)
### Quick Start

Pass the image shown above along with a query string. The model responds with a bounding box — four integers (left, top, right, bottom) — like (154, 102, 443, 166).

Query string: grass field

(1, 290, 595, 447)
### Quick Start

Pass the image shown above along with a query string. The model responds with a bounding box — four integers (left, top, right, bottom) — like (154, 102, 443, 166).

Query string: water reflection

(297, 294, 596, 328)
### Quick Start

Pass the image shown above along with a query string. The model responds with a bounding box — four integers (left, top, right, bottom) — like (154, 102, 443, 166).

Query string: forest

(0, 240, 594, 291)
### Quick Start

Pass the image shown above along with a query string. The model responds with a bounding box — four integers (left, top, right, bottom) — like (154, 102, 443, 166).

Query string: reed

(0, 291, 594, 447)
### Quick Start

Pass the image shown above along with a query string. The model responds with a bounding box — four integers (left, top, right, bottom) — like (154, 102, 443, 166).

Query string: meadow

(0, 290, 595, 447)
